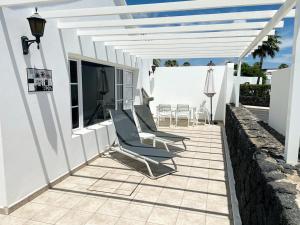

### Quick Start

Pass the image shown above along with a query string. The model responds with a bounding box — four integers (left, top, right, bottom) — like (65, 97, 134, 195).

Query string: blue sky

(126, 0, 294, 68)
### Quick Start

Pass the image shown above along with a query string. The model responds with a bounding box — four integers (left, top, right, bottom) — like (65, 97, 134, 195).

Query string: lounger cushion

(121, 141, 173, 162)
(154, 131, 188, 142)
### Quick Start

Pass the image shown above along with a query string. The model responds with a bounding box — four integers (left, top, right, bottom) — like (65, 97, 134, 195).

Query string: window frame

(68, 53, 138, 131)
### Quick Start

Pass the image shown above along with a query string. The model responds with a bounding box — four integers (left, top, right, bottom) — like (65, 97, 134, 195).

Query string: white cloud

(265, 53, 292, 65)
(280, 37, 294, 49)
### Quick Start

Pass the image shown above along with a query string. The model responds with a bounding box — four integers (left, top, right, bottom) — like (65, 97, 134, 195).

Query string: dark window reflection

(82, 61, 116, 126)
(72, 107, 79, 129)
(71, 85, 78, 106)
(70, 60, 78, 83)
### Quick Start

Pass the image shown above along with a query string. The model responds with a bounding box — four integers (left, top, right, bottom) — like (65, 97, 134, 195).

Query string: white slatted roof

(38, 0, 297, 59)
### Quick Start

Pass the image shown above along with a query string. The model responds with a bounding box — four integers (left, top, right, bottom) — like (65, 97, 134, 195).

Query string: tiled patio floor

(1, 125, 232, 225)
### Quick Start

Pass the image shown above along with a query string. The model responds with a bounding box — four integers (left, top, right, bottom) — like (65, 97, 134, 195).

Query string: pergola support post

(235, 60, 242, 107)
(284, 0, 300, 165)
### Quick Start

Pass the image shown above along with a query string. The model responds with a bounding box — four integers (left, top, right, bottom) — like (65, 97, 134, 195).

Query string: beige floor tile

(186, 179, 208, 192)
(206, 202, 229, 215)
(73, 196, 107, 212)
(156, 189, 184, 207)
(207, 195, 229, 206)
(207, 181, 227, 195)
(85, 213, 118, 225)
(164, 176, 188, 189)
(182, 191, 207, 201)
(0, 216, 28, 225)
(205, 215, 231, 225)
(180, 198, 206, 213)
(176, 211, 206, 225)
(53, 193, 84, 208)
(145, 223, 163, 225)
(11, 202, 47, 219)
(121, 203, 153, 222)
(133, 191, 159, 204)
(208, 170, 225, 181)
(23, 221, 50, 225)
(192, 159, 210, 168)
(147, 206, 179, 225)
(31, 190, 63, 205)
(116, 218, 146, 225)
(189, 168, 209, 179)
(31, 205, 68, 224)
(139, 185, 163, 195)
(98, 199, 129, 217)
(209, 161, 224, 170)
(56, 210, 93, 225)
(64, 176, 97, 186)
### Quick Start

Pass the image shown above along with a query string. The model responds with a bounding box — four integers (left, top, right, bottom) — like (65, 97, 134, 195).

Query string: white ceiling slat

(136, 50, 243, 55)
(93, 30, 270, 42)
(0, 0, 61, 6)
(59, 10, 294, 29)
(130, 50, 244, 55)
(123, 46, 246, 52)
(77, 21, 284, 36)
(107, 37, 268, 46)
(118, 44, 249, 50)
(42, 0, 285, 18)
(58, 10, 295, 29)
(240, 0, 296, 58)
(138, 54, 240, 59)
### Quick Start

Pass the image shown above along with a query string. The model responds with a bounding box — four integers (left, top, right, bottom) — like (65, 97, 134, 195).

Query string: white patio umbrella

(204, 61, 216, 123)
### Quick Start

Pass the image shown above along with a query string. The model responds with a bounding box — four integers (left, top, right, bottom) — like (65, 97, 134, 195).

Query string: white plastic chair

(195, 101, 210, 125)
(157, 104, 172, 127)
(175, 104, 191, 126)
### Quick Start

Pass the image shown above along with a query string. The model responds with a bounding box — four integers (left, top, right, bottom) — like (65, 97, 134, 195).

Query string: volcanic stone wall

(225, 104, 300, 225)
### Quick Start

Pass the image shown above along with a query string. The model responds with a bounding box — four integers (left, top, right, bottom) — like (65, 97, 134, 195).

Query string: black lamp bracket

(21, 36, 40, 55)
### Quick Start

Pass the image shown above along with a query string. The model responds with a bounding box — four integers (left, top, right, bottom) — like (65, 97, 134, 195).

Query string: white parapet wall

(233, 76, 262, 85)
(0, 0, 151, 210)
(151, 65, 234, 121)
(269, 68, 291, 135)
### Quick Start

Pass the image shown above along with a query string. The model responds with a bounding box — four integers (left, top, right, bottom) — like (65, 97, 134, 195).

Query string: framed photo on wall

(27, 68, 53, 92)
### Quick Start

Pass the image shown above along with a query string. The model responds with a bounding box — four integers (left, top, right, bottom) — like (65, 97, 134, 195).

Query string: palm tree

(164, 59, 179, 67)
(252, 34, 281, 84)
(182, 61, 191, 66)
(153, 59, 161, 67)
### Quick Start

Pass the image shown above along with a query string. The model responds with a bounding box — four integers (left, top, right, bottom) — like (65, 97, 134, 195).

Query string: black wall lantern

(149, 64, 157, 76)
(21, 7, 46, 55)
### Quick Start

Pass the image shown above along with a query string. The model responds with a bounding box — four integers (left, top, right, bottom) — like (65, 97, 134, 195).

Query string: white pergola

(1, 0, 299, 165)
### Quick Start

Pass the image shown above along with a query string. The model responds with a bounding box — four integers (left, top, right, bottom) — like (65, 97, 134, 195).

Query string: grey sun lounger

(109, 109, 177, 179)
(134, 105, 190, 151)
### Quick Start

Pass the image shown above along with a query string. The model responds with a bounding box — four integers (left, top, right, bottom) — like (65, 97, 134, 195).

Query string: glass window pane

(81, 61, 115, 126)
(69, 60, 78, 83)
(71, 85, 78, 106)
(72, 107, 79, 129)
(116, 101, 123, 110)
(117, 85, 123, 100)
(124, 87, 133, 100)
(116, 69, 123, 84)
(125, 71, 133, 86)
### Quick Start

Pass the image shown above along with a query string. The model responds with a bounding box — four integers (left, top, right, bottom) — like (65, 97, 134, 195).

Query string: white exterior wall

(151, 66, 233, 121)
(269, 68, 291, 135)
(0, 1, 151, 208)
(233, 76, 262, 85)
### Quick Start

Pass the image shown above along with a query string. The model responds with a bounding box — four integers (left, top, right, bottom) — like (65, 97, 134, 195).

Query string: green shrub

(240, 84, 271, 107)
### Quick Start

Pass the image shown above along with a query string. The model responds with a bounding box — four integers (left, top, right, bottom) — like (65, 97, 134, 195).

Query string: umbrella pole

(210, 96, 213, 123)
